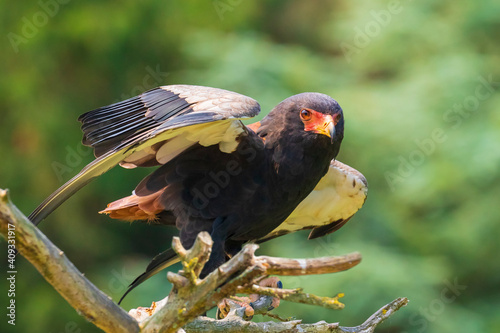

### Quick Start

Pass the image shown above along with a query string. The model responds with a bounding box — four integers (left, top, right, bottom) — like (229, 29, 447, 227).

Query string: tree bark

(0, 188, 408, 332)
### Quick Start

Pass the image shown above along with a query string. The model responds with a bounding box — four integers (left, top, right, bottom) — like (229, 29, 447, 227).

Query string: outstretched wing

(260, 160, 368, 242)
(29, 85, 260, 226)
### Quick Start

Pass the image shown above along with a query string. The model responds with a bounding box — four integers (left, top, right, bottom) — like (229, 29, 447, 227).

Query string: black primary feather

(28, 85, 260, 226)
(118, 247, 179, 305)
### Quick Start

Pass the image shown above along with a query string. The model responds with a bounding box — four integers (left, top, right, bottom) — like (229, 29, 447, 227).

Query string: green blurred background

(1, 1, 499, 332)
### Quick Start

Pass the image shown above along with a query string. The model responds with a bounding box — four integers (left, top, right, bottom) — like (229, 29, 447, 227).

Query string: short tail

(118, 247, 180, 305)
(99, 187, 167, 222)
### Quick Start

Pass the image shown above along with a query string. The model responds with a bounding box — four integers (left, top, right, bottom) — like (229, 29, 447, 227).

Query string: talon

(216, 277, 283, 320)
(217, 296, 254, 320)
(249, 277, 282, 314)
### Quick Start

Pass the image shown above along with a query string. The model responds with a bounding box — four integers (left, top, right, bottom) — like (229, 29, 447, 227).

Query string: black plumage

(27, 85, 366, 305)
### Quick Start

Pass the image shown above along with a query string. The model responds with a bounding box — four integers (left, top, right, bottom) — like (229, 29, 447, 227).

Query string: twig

(258, 253, 361, 276)
(133, 236, 362, 332)
(238, 285, 345, 310)
(339, 297, 409, 333)
(0, 189, 140, 333)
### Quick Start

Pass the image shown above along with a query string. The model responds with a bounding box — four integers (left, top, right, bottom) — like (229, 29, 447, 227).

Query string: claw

(217, 297, 254, 320)
(250, 277, 282, 312)
(216, 277, 283, 320)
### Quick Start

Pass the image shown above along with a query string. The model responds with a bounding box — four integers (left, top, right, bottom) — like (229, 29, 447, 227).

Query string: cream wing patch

(120, 120, 246, 168)
(269, 160, 368, 235)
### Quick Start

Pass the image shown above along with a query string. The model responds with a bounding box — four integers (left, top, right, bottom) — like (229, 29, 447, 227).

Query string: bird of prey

(28, 85, 367, 303)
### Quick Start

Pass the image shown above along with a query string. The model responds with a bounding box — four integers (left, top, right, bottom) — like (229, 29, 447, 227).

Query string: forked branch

(0, 188, 408, 333)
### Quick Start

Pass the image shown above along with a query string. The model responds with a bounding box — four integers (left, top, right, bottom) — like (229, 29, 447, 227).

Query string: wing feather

(28, 147, 133, 225)
(29, 85, 260, 226)
(260, 160, 367, 241)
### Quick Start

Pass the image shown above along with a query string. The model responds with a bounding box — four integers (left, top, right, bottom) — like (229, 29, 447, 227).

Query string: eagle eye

(300, 109, 312, 121)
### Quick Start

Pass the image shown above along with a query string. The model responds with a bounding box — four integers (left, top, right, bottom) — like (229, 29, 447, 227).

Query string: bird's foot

(217, 296, 255, 320)
(216, 277, 282, 320)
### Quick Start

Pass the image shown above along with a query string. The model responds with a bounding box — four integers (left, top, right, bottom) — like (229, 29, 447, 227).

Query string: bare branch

(238, 285, 345, 310)
(182, 297, 409, 332)
(339, 297, 409, 333)
(258, 253, 361, 276)
(134, 235, 363, 332)
(0, 189, 140, 333)
(1, 188, 408, 333)
(184, 316, 340, 332)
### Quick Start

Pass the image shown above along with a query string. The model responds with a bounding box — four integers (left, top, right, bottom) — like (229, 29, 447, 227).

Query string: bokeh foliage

(1, 1, 499, 332)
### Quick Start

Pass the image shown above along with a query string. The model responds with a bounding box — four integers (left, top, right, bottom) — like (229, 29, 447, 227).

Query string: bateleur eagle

(28, 85, 367, 303)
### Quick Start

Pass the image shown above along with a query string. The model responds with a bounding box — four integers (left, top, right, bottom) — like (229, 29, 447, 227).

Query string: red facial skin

(300, 108, 339, 139)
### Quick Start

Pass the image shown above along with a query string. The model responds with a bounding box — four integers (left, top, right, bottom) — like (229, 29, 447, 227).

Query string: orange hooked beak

(312, 115, 335, 140)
